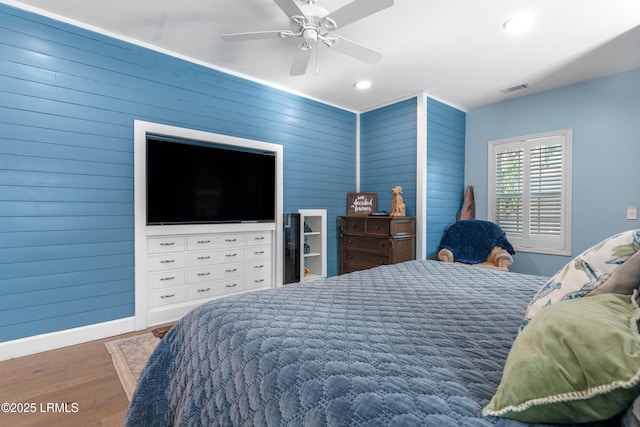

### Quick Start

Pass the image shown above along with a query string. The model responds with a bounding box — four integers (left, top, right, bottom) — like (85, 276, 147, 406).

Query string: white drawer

(148, 270, 185, 290)
(187, 279, 245, 301)
(245, 260, 271, 275)
(245, 272, 271, 290)
(246, 231, 272, 246)
(245, 246, 271, 261)
(148, 287, 186, 307)
(187, 262, 244, 284)
(185, 248, 245, 267)
(187, 233, 245, 251)
(148, 253, 185, 271)
(148, 236, 185, 254)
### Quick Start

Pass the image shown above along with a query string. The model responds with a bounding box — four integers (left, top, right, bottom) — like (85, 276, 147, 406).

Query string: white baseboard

(0, 317, 137, 361)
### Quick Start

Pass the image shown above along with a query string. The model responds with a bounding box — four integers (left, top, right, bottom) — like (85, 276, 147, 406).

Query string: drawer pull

(197, 287, 211, 293)
(225, 283, 238, 288)
(254, 264, 264, 269)
(225, 238, 237, 242)
(197, 256, 211, 260)
(225, 268, 237, 273)
(160, 294, 175, 299)
(254, 236, 265, 240)
(225, 253, 238, 257)
(160, 276, 175, 281)
(160, 259, 175, 264)
(197, 272, 211, 276)
(197, 240, 211, 244)
(160, 242, 175, 246)
(254, 279, 265, 283)
(254, 250, 265, 255)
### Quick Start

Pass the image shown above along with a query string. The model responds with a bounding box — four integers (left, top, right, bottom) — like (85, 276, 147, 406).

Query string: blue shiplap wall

(360, 98, 417, 215)
(0, 4, 355, 342)
(425, 98, 466, 256)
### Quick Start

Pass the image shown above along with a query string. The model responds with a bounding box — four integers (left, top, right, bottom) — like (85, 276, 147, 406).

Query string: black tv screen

(146, 136, 276, 225)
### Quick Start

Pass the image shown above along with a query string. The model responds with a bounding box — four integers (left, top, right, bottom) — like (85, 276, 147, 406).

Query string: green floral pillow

(484, 292, 640, 422)
(520, 229, 640, 331)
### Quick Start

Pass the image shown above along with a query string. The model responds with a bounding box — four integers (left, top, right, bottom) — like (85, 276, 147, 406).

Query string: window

(488, 130, 572, 255)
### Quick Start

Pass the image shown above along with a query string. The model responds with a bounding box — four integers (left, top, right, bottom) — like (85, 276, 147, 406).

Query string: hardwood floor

(0, 327, 164, 427)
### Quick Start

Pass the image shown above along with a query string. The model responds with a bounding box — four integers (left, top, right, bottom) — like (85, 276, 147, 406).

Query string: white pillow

(520, 229, 640, 331)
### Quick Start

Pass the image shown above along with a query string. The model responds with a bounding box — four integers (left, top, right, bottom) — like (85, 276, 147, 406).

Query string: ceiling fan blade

(322, 0, 394, 29)
(290, 45, 312, 76)
(273, 0, 305, 18)
(328, 36, 382, 64)
(221, 30, 287, 41)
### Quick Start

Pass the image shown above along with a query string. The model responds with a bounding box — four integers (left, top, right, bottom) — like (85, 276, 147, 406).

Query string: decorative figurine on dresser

(340, 191, 415, 274)
(390, 185, 406, 217)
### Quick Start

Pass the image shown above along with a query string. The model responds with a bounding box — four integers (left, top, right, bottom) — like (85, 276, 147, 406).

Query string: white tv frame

(133, 120, 284, 329)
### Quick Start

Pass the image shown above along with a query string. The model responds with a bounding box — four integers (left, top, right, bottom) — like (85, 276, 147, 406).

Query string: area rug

(105, 333, 160, 401)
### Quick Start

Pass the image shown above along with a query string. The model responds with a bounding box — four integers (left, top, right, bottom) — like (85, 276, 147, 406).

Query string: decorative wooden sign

(347, 192, 377, 216)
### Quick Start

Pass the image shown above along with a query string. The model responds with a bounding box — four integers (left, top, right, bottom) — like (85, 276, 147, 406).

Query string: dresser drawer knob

(160, 259, 175, 264)
(197, 256, 210, 260)
(254, 264, 264, 269)
(197, 287, 211, 293)
(160, 242, 175, 246)
(197, 240, 211, 244)
(197, 272, 211, 277)
(225, 268, 237, 273)
(254, 250, 265, 255)
(160, 276, 175, 282)
(225, 283, 238, 288)
(225, 253, 238, 257)
(225, 238, 237, 242)
(160, 293, 175, 299)
(254, 279, 265, 283)
(254, 236, 265, 240)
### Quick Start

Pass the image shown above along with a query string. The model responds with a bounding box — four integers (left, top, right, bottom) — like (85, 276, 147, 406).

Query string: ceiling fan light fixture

(503, 11, 535, 34)
(354, 80, 372, 90)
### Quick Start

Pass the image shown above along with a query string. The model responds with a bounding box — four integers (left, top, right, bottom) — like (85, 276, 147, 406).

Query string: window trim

(488, 129, 572, 256)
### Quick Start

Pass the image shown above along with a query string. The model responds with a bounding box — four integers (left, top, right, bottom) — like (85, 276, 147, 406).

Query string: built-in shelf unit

(134, 121, 283, 330)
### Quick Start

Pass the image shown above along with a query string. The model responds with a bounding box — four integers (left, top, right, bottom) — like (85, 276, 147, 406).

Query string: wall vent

(501, 83, 530, 94)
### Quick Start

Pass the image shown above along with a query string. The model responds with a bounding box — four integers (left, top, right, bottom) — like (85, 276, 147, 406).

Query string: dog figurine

(390, 186, 406, 217)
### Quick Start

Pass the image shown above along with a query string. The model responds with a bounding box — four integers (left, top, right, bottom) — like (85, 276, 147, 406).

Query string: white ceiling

(5, 0, 640, 111)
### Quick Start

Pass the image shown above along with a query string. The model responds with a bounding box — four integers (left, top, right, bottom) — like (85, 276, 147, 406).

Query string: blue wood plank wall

(360, 98, 417, 216)
(425, 98, 466, 257)
(0, 4, 355, 342)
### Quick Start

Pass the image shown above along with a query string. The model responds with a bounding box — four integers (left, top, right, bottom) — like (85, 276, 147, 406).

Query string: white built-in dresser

(142, 225, 274, 326)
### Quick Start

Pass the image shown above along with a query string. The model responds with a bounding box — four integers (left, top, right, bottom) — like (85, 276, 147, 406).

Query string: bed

(125, 259, 636, 426)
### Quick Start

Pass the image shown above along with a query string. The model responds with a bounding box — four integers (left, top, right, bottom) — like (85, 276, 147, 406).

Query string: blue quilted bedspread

(125, 261, 614, 426)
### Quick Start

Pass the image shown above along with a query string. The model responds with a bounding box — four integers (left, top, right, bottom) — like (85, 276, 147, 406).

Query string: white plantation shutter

(495, 149, 523, 234)
(489, 131, 572, 255)
(529, 143, 563, 237)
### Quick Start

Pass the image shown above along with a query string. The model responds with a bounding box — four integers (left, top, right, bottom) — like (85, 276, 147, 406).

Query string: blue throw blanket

(125, 261, 612, 427)
(439, 220, 515, 264)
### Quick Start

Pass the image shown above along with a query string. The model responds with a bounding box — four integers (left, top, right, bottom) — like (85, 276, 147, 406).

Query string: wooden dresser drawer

(342, 234, 393, 253)
(364, 218, 390, 236)
(343, 249, 390, 268)
(342, 217, 365, 234)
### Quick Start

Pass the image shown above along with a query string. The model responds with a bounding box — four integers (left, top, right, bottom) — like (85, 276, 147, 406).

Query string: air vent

(501, 83, 530, 94)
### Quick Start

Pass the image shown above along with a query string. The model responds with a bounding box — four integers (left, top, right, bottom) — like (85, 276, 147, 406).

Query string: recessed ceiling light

(503, 11, 535, 34)
(354, 80, 372, 90)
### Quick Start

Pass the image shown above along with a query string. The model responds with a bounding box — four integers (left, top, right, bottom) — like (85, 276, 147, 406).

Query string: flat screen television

(146, 135, 276, 225)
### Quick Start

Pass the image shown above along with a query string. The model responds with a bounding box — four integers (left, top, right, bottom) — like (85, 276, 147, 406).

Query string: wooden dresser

(340, 216, 415, 274)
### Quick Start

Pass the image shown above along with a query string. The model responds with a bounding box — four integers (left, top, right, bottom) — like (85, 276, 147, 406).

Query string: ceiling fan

(221, 0, 394, 76)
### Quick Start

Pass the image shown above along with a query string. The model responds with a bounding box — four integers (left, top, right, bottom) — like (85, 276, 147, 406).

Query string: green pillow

(483, 292, 640, 423)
